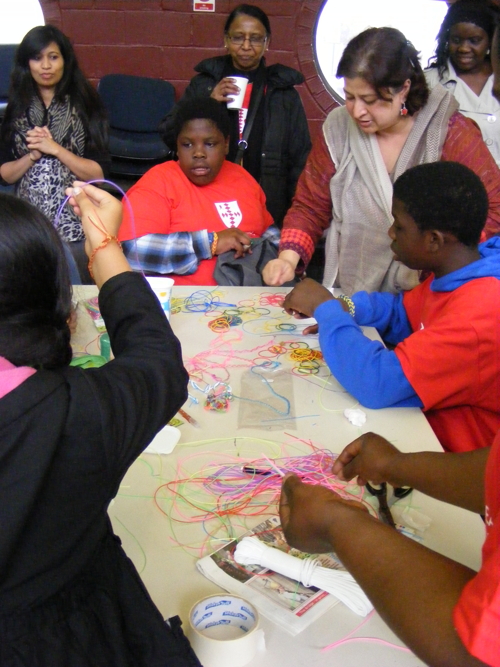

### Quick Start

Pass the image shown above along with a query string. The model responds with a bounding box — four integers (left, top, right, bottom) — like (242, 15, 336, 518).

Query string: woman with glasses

(159, 3, 311, 228)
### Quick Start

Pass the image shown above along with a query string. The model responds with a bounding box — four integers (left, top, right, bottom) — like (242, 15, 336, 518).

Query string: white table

(72, 285, 485, 667)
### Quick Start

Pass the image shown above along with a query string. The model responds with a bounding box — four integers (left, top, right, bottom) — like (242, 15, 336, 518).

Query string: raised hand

(66, 182, 130, 287)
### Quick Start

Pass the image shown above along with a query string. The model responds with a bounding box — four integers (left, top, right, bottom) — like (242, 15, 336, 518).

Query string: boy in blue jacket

(283, 161, 500, 453)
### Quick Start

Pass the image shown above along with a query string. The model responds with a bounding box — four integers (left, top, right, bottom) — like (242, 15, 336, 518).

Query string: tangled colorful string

(158, 447, 369, 538)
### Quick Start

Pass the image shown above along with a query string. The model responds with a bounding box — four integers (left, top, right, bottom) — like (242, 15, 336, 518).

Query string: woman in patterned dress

(0, 25, 109, 282)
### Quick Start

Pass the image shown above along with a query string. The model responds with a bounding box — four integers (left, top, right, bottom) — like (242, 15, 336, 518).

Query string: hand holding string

(66, 182, 131, 288)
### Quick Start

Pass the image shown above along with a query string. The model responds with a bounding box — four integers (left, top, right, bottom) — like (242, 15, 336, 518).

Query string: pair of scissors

(365, 482, 413, 529)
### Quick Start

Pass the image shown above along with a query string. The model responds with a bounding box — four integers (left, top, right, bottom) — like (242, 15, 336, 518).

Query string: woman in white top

(425, 0, 500, 165)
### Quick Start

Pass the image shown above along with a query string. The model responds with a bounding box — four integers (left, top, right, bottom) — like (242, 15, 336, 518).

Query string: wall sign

(194, 0, 215, 11)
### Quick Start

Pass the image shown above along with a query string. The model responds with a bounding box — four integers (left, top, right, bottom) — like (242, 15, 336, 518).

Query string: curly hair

(172, 96, 231, 142)
(429, 0, 498, 76)
(0, 194, 72, 369)
(1, 25, 107, 154)
(336, 27, 429, 115)
(393, 162, 488, 246)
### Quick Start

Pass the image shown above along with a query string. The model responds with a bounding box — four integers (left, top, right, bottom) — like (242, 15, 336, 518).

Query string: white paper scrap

(344, 408, 367, 427)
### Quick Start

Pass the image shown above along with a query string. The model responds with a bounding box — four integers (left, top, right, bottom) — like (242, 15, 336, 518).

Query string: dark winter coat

(0, 273, 199, 667)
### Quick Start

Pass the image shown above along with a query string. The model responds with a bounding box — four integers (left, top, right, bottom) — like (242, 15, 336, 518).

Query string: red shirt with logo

(118, 160, 273, 285)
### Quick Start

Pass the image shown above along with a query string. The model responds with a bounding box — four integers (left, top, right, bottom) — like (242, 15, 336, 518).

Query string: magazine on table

(196, 516, 350, 636)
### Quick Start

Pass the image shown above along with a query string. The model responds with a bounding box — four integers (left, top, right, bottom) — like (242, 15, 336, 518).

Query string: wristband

(88, 235, 121, 280)
(211, 231, 218, 257)
(338, 294, 355, 317)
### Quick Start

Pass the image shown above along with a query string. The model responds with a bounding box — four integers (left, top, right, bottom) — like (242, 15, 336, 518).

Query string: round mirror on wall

(0, 0, 44, 43)
(314, 0, 449, 104)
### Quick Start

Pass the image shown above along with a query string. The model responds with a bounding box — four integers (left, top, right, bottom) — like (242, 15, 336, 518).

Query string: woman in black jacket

(160, 4, 311, 228)
(0, 186, 200, 667)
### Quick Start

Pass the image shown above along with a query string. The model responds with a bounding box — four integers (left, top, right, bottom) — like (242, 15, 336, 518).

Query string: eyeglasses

(227, 34, 267, 47)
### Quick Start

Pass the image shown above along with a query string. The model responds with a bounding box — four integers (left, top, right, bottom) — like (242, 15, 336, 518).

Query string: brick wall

(39, 0, 334, 140)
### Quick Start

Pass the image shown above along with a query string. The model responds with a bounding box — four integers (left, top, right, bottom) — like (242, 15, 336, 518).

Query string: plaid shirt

(122, 226, 281, 275)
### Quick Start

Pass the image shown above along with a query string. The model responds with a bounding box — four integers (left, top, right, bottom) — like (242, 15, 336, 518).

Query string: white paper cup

(227, 76, 248, 110)
(146, 277, 174, 320)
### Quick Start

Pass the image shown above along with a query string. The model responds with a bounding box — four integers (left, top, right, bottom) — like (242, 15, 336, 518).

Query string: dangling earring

(486, 49, 491, 55)
(400, 102, 408, 117)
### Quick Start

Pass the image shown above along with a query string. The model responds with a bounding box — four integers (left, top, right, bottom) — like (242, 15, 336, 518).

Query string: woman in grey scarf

(0, 25, 109, 281)
(263, 27, 500, 295)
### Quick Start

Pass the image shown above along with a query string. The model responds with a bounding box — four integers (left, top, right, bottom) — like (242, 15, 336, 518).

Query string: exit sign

(194, 0, 215, 10)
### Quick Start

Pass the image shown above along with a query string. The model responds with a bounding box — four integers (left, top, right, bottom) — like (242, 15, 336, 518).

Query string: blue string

(230, 361, 291, 416)
(183, 289, 236, 313)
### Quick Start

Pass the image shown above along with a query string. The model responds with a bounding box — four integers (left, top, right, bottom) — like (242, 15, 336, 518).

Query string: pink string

(321, 610, 412, 654)
(258, 292, 288, 307)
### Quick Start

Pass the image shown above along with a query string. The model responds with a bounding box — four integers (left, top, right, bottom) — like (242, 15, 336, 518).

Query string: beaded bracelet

(88, 234, 121, 280)
(338, 294, 355, 317)
(211, 231, 218, 257)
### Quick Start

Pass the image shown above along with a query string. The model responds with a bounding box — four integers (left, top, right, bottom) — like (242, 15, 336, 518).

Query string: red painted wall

(38, 0, 335, 140)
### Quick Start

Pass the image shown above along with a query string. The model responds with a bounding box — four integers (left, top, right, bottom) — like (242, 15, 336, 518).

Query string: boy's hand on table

(282, 277, 333, 318)
(332, 432, 403, 487)
(302, 323, 319, 335)
(279, 474, 368, 554)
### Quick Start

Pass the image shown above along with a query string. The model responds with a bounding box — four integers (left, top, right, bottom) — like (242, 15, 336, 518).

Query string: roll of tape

(187, 595, 265, 667)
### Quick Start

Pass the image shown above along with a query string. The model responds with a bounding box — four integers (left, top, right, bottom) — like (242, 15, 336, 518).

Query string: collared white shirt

(425, 61, 500, 166)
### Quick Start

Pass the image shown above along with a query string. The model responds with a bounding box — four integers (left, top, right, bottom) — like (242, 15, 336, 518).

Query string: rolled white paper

(234, 537, 373, 617)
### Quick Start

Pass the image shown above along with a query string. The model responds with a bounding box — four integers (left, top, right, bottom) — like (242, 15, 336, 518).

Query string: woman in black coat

(0, 186, 200, 667)
(160, 4, 311, 228)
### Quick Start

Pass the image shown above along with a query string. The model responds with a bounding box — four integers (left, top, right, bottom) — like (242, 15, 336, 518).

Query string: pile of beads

(204, 384, 233, 412)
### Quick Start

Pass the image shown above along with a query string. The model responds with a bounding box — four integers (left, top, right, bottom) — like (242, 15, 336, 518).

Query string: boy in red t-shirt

(280, 432, 499, 667)
(118, 97, 276, 286)
(282, 161, 500, 454)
